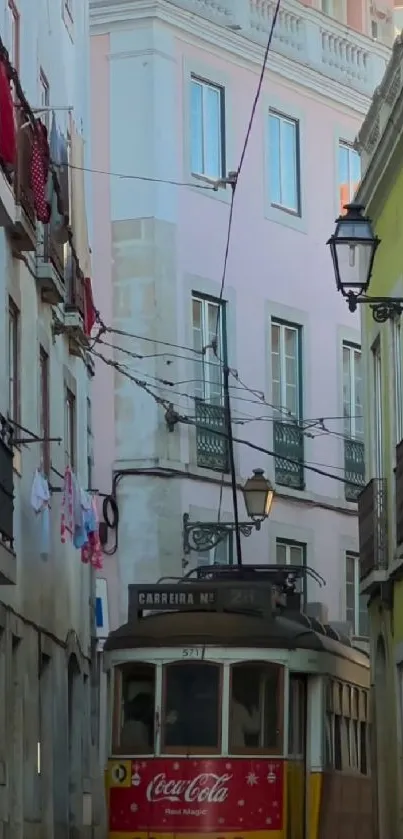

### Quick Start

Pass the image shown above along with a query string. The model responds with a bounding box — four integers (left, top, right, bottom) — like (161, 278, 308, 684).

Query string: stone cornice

(89, 0, 388, 115)
(356, 36, 403, 214)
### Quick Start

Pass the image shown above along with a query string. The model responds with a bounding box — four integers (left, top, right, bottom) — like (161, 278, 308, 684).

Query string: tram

(104, 565, 372, 839)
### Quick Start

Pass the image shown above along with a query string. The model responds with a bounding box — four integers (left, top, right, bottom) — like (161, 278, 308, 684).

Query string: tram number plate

(181, 647, 203, 658)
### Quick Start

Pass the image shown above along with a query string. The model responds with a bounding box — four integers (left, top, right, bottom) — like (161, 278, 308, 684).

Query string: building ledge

(90, 0, 390, 108)
(360, 567, 389, 595)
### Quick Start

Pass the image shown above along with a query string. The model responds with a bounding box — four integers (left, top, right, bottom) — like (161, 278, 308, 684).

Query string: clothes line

(50, 463, 108, 496)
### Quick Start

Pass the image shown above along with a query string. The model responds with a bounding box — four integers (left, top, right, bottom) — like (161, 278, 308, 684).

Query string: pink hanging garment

(60, 465, 74, 543)
(81, 496, 103, 569)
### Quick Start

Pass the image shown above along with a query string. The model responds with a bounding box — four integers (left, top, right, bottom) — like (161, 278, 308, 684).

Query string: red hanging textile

(31, 120, 51, 223)
(0, 58, 16, 166)
(84, 276, 96, 337)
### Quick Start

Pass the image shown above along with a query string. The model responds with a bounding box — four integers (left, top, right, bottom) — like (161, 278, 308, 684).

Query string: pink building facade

(89, 0, 393, 640)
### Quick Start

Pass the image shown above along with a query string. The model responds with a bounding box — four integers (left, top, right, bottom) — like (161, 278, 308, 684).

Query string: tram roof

(104, 578, 369, 667)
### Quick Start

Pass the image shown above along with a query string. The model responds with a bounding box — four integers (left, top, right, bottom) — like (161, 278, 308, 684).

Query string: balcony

(65, 248, 86, 356)
(36, 224, 65, 305)
(344, 438, 365, 502)
(0, 416, 16, 585)
(273, 420, 304, 490)
(195, 400, 229, 472)
(155, 0, 390, 97)
(358, 478, 388, 594)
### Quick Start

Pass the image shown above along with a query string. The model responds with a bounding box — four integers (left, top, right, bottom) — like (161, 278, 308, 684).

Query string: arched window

(162, 662, 221, 753)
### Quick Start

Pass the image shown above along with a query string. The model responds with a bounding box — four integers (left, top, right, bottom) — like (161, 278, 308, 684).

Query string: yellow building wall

(362, 143, 403, 839)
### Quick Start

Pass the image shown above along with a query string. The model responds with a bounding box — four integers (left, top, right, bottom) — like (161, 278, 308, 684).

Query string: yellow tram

(104, 565, 372, 839)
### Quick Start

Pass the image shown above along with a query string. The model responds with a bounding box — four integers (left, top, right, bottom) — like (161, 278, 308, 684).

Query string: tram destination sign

(129, 582, 272, 618)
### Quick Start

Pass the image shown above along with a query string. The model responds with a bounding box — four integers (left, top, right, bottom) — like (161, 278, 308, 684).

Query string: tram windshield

(115, 663, 155, 753)
(229, 662, 282, 753)
(112, 659, 284, 756)
(162, 662, 221, 752)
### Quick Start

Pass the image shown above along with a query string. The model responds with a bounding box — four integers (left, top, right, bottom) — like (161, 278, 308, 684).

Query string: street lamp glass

(327, 203, 379, 299)
(242, 469, 275, 521)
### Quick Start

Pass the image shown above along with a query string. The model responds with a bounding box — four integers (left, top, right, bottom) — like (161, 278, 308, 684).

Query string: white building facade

(89, 0, 392, 644)
(0, 1, 104, 837)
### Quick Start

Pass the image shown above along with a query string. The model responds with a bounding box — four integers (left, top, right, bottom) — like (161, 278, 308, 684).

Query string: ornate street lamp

(327, 203, 403, 323)
(183, 468, 275, 554)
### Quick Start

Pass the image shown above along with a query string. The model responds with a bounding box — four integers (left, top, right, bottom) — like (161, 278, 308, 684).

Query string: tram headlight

(242, 469, 275, 521)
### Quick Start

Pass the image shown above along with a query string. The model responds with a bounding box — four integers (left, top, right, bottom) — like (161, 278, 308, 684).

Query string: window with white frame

(276, 540, 305, 597)
(338, 141, 361, 213)
(342, 343, 363, 440)
(372, 338, 383, 478)
(345, 552, 368, 637)
(190, 76, 225, 181)
(196, 534, 232, 568)
(268, 111, 300, 214)
(271, 321, 302, 419)
(392, 318, 403, 445)
(192, 294, 225, 405)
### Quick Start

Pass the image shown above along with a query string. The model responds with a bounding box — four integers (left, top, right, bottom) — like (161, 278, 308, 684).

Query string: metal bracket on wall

(182, 512, 260, 555)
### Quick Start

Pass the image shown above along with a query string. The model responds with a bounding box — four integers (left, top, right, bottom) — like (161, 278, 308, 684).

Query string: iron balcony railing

(273, 420, 304, 490)
(195, 400, 229, 473)
(344, 438, 365, 502)
(0, 416, 14, 550)
(358, 478, 388, 580)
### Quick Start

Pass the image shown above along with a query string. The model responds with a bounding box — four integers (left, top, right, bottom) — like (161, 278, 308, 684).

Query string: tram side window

(162, 662, 221, 752)
(229, 662, 283, 754)
(114, 663, 155, 754)
(325, 680, 370, 775)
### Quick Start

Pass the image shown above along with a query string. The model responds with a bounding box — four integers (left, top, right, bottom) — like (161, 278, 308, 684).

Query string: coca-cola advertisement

(108, 758, 284, 833)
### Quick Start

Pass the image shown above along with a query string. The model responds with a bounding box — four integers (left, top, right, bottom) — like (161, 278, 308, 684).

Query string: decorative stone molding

(90, 0, 391, 109)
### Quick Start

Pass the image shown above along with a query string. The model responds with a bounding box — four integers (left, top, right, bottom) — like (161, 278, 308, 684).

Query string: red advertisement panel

(109, 758, 284, 832)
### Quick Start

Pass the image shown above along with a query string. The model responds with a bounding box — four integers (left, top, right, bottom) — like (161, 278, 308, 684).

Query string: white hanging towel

(30, 469, 51, 559)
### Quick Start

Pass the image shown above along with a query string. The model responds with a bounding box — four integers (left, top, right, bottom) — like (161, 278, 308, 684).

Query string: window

(288, 676, 305, 757)
(339, 142, 361, 213)
(190, 76, 225, 180)
(271, 320, 304, 489)
(372, 339, 383, 477)
(87, 396, 93, 488)
(113, 663, 155, 754)
(343, 343, 363, 441)
(346, 552, 368, 637)
(39, 69, 50, 130)
(392, 318, 403, 444)
(39, 348, 50, 477)
(192, 294, 228, 473)
(196, 534, 233, 568)
(276, 541, 306, 602)
(229, 663, 283, 754)
(269, 111, 300, 214)
(7, 0, 19, 72)
(8, 300, 20, 428)
(162, 662, 221, 752)
(343, 343, 365, 501)
(64, 387, 76, 470)
(325, 679, 369, 774)
(271, 321, 302, 419)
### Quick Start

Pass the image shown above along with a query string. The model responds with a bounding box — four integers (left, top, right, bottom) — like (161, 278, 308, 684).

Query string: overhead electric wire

(64, 161, 216, 190)
(88, 345, 364, 490)
(216, 0, 282, 315)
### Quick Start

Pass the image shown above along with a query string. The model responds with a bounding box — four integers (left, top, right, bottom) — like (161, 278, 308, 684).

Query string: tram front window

(229, 662, 283, 754)
(162, 662, 221, 752)
(114, 663, 155, 754)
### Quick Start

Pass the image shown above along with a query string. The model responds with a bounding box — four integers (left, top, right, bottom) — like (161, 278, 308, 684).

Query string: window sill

(188, 173, 231, 205)
(264, 201, 307, 234)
